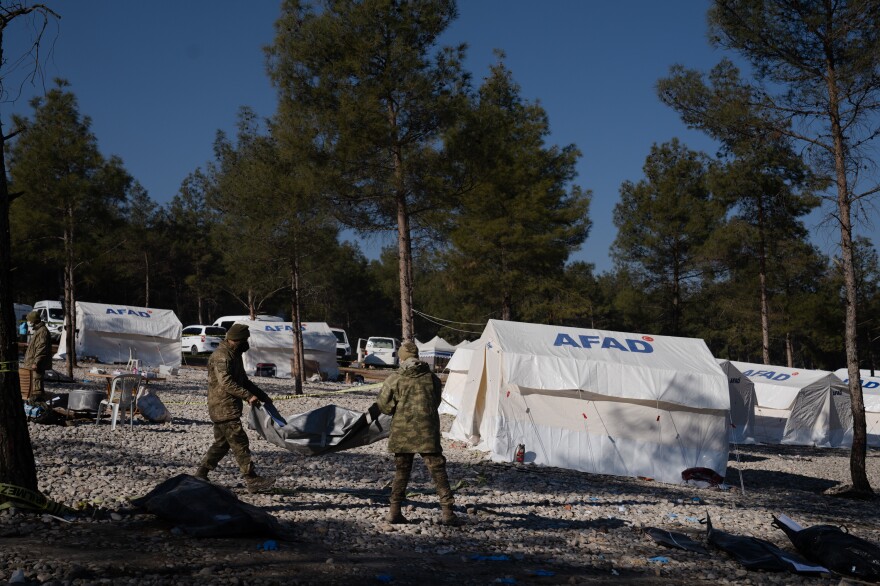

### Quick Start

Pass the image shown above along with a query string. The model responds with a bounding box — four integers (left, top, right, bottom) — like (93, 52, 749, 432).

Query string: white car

(361, 336, 400, 367)
(181, 325, 226, 355)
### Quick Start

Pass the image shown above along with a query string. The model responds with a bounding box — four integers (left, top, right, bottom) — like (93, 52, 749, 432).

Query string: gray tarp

(247, 403, 392, 455)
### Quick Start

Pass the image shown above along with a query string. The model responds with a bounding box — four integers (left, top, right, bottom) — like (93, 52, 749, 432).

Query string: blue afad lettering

(105, 308, 151, 318)
(264, 325, 295, 332)
(553, 333, 653, 353)
(743, 369, 790, 382)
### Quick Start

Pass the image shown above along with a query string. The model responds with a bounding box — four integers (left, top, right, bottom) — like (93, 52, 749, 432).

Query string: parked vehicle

(357, 336, 400, 367)
(181, 324, 227, 355)
(331, 327, 352, 363)
(32, 300, 64, 342)
(211, 314, 283, 332)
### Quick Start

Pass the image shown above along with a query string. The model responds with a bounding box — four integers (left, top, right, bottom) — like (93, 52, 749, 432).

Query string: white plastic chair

(126, 348, 140, 372)
(95, 374, 142, 430)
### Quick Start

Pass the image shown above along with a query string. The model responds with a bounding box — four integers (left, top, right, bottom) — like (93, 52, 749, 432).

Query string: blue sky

(3, 1, 874, 273)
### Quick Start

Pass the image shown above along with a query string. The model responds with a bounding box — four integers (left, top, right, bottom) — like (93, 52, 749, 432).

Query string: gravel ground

(2, 362, 880, 585)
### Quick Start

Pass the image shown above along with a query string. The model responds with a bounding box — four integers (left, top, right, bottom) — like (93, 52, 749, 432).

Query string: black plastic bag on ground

(706, 513, 829, 575)
(773, 514, 880, 582)
(131, 474, 282, 538)
(643, 527, 709, 554)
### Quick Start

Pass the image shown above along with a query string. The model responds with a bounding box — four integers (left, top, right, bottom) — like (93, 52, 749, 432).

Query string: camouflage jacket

(377, 358, 443, 453)
(207, 343, 269, 423)
(23, 322, 52, 372)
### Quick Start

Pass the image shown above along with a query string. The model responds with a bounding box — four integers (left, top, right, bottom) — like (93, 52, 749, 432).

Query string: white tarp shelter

(239, 320, 338, 381)
(834, 368, 880, 447)
(416, 335, 456, 370)
(447, 319, 730, 485)
(731, 361, 852, 447)
(55, 301, 182, 367)
(717, 360, 757, 444)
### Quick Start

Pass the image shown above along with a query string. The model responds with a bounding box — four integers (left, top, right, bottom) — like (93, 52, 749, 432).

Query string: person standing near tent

(22, 310, 52, 403)
(195, 324, 276, 493)
(376, 341, 461, 526)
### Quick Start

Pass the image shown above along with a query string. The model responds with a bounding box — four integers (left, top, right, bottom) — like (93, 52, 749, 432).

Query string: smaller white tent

(240, 320, 338, 380)
(448, 320, 730, 485)
(439, 339, 481, 415)
(732, 361, 852, 447)
(834, 368, 880, 447)
(416, 335, 456, 370)
(717, 360, 757, 444)
(55, 301, 182, 367)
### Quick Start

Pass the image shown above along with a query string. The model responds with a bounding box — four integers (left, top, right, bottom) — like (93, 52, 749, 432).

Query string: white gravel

(2, 362, 880, 585)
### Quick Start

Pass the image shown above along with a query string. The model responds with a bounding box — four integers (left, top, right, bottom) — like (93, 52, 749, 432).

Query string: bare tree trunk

(63, 207, 77, 377)
(0, 1, 59, 493)
(828, 69, 872, 494)
(757, 197, 770, 364)
(501, 291, 512, 321)
(197, 294, 203, 326)
(785, 332, 793, 367)
(0, 116, 38, 491)
(289, 255, 303, 396)
(144, 251, 150, 307)
(672, 259, 681, 336)
(396, 178, 414, 342)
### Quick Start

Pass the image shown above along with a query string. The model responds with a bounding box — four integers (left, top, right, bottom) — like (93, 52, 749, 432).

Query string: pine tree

(267, 0, 469, 341)
(612, 140, 723, 336)
(443, 58, 590, 322)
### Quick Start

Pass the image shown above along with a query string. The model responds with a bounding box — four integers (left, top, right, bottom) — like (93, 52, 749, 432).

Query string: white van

(331, 327, 352, 362)
(32, 300, 64, 342)
(362, 336, 400, 367)
(212, 314, 283, 332)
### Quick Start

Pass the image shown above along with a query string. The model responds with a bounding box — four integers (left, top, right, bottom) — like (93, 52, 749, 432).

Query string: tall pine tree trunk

(63, 206, 77, 378)
(757, 196, 770, 364)
(0, 115, 38, 492)
(828, 69, 871, 494)
(289, 254, 303, 396)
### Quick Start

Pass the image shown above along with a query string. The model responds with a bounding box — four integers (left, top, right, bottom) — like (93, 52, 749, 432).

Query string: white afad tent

(239, 320, 338, 381)
(834, 368, 880, 447)
(55, 301, 182, 367)
(447, 319, 731, 485)
(416, 335, 456, 370)
(731, 361, 852, 447)
(717, 359, 757, 444)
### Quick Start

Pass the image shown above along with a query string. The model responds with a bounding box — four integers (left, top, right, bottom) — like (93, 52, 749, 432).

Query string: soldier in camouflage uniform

(195, 323, 276, 493)
(377, 341, 460, 526)
(22, 311, 53, 403)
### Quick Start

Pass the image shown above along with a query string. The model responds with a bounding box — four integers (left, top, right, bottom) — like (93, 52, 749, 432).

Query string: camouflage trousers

(391, 453, 454, 507)
(200, 420, 254, 476)
(29, 368, 48, 402)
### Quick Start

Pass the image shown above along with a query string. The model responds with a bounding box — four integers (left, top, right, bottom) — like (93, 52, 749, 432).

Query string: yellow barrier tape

(160, 383, 383, 406)
(0, 482, 75, 516)
(0, 360, 19, 373)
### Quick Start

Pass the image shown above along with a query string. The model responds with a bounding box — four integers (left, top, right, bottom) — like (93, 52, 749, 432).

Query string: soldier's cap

(399, 341, 419, 361)
(26, 311, 41, 324)
(226, 323, 250, 341)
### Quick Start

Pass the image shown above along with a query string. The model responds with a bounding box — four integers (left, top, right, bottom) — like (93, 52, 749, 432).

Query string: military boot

(440, 505, 461, 527)
(244, 474, 276, 494)
(386, 503, 409, 524)
(194, 466, 210, 481)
